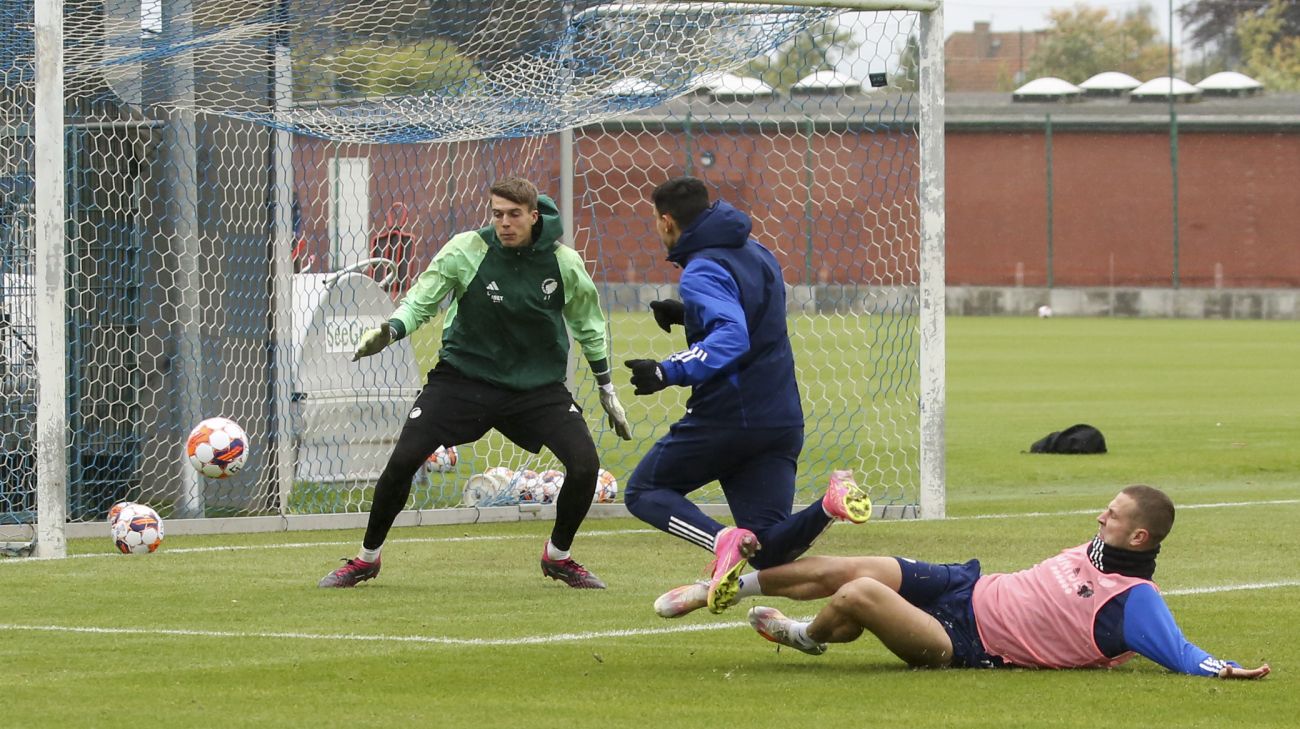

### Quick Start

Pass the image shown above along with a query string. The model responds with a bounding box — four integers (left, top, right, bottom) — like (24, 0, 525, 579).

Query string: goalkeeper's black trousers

(363, 362, 600, 552)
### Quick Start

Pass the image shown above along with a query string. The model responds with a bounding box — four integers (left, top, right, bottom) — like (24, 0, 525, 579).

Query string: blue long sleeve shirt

(1094, 584, 1237, 676)
(661, 259, 750, 385)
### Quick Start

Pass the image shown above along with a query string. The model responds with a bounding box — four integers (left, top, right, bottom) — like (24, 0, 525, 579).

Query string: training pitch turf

(3, 317, 1297, 728)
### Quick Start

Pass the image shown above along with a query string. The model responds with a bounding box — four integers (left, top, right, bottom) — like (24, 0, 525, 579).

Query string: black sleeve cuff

(588, 357, 611, 386)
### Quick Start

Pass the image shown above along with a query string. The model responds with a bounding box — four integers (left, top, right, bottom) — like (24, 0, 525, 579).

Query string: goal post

(918, 3, 945, 520)
(32, 0, 68, 559)
(3, 0, 946, 555)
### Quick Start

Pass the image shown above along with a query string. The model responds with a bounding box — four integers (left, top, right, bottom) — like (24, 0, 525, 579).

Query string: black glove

(649, 299, 685, 333)
(624, 359, 668, 396)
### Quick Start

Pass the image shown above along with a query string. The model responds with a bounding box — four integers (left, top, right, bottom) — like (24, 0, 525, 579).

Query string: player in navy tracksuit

(623, 177, 872, 615)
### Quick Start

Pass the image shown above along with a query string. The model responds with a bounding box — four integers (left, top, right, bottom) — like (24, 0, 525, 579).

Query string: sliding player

(699, 484, 1268, 679)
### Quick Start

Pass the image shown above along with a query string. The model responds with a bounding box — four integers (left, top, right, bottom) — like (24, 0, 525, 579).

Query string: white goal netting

(1, 0, 942, 544)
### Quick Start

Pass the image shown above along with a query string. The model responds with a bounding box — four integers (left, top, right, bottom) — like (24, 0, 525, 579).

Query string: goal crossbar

(580, 1, 943, 18)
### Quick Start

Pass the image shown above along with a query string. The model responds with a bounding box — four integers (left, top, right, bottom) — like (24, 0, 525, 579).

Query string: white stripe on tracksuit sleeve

(659, 258, 750, 387)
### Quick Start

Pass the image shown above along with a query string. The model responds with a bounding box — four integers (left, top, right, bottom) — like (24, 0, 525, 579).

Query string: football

(595, 468, 618, 503)
(426, 445, 458, 472)
(516, 469, 543, 502)
(461, 473, 496, 507)
(476, 466, 516, 502)
(111, 503, 164, 554)
(537, 469, 565, 503)
(106, 500, 133, 525)
(484, 465, 515, 493)
(185, 417, 249, 479)
(413, 445, 458, 485)
(1037, 304, 1054, 318)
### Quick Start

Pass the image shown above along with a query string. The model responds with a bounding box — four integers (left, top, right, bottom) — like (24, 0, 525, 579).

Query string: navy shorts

(894, 557, 1005, 669)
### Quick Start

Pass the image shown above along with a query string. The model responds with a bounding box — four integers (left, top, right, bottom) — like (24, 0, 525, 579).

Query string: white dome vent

(1012, 77, 1082, 102)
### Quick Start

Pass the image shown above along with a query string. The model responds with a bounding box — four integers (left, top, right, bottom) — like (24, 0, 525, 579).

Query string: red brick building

(291, 92, 1300, 291)
(945, 22, 1046, 92)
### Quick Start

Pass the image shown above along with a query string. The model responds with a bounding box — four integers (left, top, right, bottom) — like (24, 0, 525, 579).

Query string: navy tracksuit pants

(623, 419, 832, 569)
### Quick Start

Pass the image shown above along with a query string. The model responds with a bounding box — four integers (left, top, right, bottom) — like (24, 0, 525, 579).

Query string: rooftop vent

(1130, 77, 1201, 102)
(701, 73, 776, 101)
(599, 78, 666, 98)
(1012, 77, 1082, 102)
(791, 70, 864, 95)
(1196, 71, 1264, 97)
(1078, 71, 1141, 97)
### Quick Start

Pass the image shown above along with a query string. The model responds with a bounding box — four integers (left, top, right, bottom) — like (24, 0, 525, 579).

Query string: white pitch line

(939, 498, 1300, 522)
(2, 498, 1297, 565)
(1, 578, 1297, 646)
(0, 529, 661, 562)
(0, 619, 748, 646)
(1164, 579, 1300, 596)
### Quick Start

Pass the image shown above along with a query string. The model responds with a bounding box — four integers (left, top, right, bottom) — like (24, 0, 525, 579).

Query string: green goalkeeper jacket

(386, 194, 610, 391)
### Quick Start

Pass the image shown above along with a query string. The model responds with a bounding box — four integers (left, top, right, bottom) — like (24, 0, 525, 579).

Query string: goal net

(1, 0, 944, 551)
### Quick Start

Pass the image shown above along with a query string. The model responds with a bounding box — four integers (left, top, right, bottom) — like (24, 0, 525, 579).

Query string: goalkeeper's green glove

(352, 322, 393, 361)
(598, 383, 634, 440)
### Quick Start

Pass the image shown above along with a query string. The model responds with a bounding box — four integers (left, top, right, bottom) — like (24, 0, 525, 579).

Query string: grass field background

(4, 316, 1297, 728)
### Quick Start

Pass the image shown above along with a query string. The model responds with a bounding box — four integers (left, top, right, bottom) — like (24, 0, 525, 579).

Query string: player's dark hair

(652, 176, 710, 230)
(490, 177, 539, 211)
(1122, 484, 1175, 545)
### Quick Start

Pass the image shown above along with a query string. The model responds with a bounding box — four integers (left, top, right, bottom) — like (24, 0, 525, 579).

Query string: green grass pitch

(3, 316, 1297, 728)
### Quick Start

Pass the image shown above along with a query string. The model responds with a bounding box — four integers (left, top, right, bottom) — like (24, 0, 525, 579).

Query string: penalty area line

(2, 579, 1297, 647)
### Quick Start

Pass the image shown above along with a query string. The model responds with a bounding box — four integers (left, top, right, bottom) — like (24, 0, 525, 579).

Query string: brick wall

(292, 125, 1300, 289)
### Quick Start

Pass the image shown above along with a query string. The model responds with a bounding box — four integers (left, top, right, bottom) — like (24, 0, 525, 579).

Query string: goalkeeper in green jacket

(318, 178, 633, 590)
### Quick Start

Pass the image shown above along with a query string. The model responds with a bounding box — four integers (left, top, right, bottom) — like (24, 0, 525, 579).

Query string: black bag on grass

(1029, 424, 1107, 454)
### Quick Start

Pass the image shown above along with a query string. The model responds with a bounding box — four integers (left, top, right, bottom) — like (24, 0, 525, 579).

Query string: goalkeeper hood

(666, 200, 751, 265)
